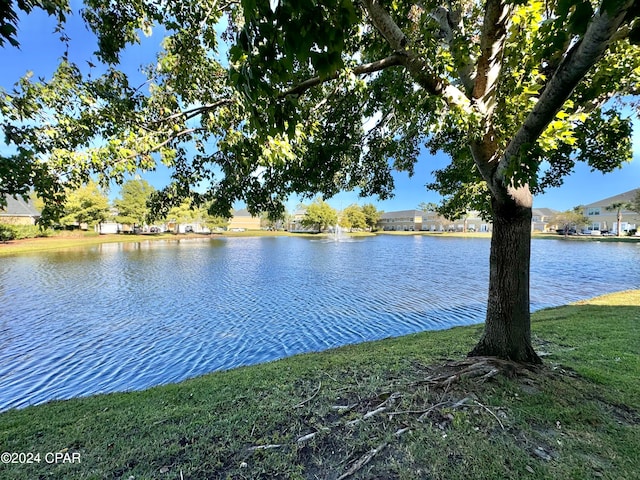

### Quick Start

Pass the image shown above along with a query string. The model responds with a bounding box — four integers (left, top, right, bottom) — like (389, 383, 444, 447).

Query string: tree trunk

(469, 193, 542, 364)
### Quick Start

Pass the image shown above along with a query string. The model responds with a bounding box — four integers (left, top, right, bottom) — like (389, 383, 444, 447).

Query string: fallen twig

(294, 381, 322, 408)
(474, 400, 505, 430)
(297, 427, 330, 443)
(331, 403, 358, 412)
(337, 428, 409, 480)
(337, 441, 388, 479)
(247, 444, 283, 451)
(346, 406, 387, 426)
(345, 392, 401, 426)
(296, 432, 317, 443)
(452, 396, 474, 408)
(417, 401, 450, 422)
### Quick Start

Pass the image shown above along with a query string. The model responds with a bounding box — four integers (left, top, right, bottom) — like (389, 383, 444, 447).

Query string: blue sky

(2, 4, 638, 213)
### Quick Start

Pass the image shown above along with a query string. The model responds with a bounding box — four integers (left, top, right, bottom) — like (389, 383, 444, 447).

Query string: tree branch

(279, 54, 403, 97)
(431, 4, 475, 95)
(122, 127, 205, 161)
(467, 0, 513, 196)
(472, 0, 513, 117)
(149, 98, 235, 125)
(151, 127, 201, 152)
(498, 0, 635, 178)
(361, 0, 469, 108)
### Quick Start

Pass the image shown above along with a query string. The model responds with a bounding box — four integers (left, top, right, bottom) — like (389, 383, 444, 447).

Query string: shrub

(0, 224, 17, 242)
(12, 225, 53, 240)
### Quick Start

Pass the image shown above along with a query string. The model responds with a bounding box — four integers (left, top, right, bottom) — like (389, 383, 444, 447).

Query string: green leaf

(569, 2, 594, 36)
(629, 25, 640, 45)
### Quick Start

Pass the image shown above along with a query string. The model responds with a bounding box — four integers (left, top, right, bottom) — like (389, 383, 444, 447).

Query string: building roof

(583, 189, 639, 209)
(0, 195, 41, 218)
(232, 208, 253, 217)
(532, 208, 557, 217)
(379, 209, 423, 218)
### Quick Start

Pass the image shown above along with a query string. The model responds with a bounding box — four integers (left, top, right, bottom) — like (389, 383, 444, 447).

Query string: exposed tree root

(421, 356, 540, 389)
(344, 391, 401, 427)
(337, 427, 410, 480)
(468, 341, 543, 365)
(246, 356, 543, 472)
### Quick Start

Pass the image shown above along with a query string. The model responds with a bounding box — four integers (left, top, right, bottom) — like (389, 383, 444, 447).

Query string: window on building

(587, 208, 601, 216)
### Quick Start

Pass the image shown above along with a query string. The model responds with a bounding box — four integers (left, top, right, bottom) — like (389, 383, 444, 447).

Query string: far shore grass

(0, 230, 357, 256)
(1, 227, 638, 257)
(1, 291, 638, 479)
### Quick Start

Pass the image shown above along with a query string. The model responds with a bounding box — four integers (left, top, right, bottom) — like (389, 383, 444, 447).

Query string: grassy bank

(0, 231, 178, 256)
(1, 291, 638, 479)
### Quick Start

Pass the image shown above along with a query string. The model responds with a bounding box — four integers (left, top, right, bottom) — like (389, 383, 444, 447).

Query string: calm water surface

(1, 235, 638, 410)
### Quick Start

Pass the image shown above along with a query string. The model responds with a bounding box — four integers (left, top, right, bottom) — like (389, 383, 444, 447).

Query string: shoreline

(2, 228, 639, 256)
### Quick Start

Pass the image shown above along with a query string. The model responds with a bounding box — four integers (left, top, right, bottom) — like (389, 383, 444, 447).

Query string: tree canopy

(361, 203, 382, 231)
(341, 204, 368, 231)
(605, 201, 633, 235)
(2, 1, 638, 222)
(552, 207, 589, 233)
(113, 179, 155, 226)
(59, 181, 110, 227)
(0, 1, 69, 48)
(301, 198, 338, 233)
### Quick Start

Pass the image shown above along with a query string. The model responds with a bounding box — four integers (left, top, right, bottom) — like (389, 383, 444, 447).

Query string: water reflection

(0, 236, 638, 411)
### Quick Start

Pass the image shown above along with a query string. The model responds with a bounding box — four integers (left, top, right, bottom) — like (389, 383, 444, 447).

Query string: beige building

(288, 208, 320, 233)
(582, 189, 640, 234)
(531, 208, 558, 232)
(378, 207, 556, 233)
(0, 195, 41, 225)
(378, 209, 423, 231)
(421, 210, 492, 233)
(227, 208, 261, 231)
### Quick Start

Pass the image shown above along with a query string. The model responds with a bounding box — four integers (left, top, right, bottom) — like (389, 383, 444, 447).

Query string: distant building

(288, 208, 317, 233)
(531, 208, 558, 232)
(419, 210, 447, 232)
(377, 210, 423, 231)
(422, 210, 492, 233)
(227, 208, 261, 231)
(582, 189, 640, 234)
(0, 195, 41, 225)
(97, 222, 120, 234)
(378, 209, 493, 233)
(167, 221, 210, 234)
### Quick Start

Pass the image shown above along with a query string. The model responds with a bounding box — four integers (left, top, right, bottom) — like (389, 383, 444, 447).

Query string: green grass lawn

(1, 291, 638, 479)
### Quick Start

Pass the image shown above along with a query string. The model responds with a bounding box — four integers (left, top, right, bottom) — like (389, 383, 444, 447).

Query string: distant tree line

(297, 198, 381, 233)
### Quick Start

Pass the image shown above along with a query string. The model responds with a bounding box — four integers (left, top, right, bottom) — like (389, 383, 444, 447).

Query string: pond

(1, 235, 639, 411)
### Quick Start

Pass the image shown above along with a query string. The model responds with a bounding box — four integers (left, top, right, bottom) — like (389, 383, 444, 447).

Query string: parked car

(556, 228, 577, 235)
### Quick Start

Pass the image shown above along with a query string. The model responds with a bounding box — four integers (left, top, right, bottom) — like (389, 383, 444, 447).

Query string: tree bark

(469, 192, 542, 364)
